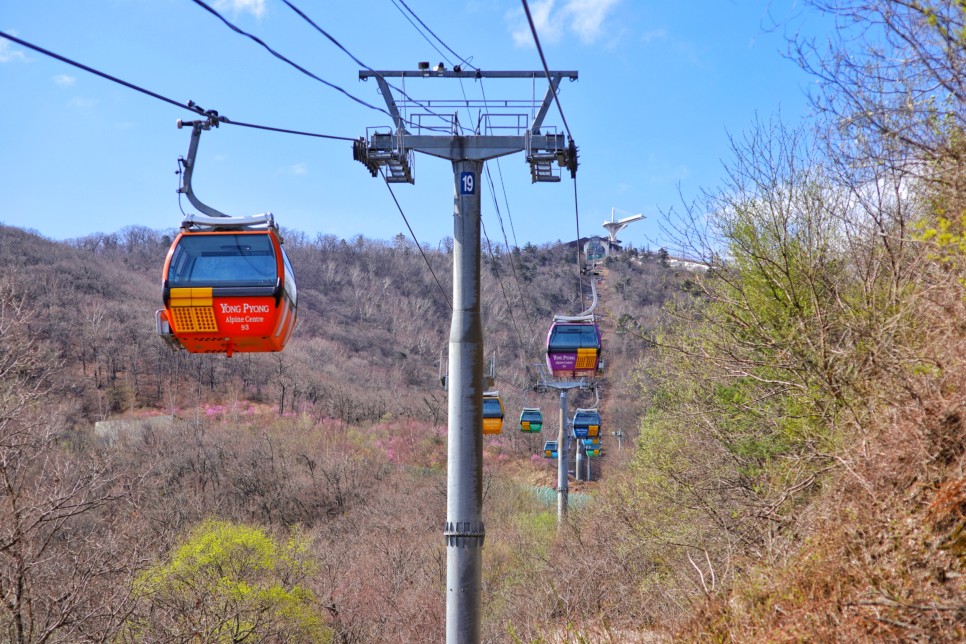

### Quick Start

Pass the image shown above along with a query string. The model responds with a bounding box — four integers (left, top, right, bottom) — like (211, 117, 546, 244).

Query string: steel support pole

(444, 158, 484, 644)
(575, 438, 585, 482)
(557, 389, 569, 524)
(357, 67, 577, 643)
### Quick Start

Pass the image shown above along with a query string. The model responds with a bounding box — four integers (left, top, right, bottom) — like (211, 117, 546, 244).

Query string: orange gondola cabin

(156, 213, 297, 357)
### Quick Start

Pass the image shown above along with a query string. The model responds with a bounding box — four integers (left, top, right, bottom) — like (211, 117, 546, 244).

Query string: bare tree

(795, 1, 965, 182)
(0, 283, 135, 642)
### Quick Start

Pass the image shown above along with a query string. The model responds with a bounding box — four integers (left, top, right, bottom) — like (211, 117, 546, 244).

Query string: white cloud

(567, 0, 621, 44)
(0, 38, 28, 63)
(53, 74, 75, 87)
(289, 163, 308, 176)
(212, 0, 266, 19)
(509, 0, 621, 48)
(510, 0, 558, 47)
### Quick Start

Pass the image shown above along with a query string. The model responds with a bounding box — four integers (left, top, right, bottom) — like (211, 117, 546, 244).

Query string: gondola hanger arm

(177, 117, 231, 219)
(553, 274, 599, 322)
(176, 106, 272, 226)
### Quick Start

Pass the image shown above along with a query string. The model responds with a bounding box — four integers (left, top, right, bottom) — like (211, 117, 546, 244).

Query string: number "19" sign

(459, 171, 476, 195)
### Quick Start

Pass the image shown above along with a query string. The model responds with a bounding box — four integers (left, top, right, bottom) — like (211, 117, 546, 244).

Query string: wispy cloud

(567, 0, 621, 43)
(641, 26, 704, 68)
(288, 163, 308, 176)
(509, 0, 622, 47)
(53, 74, 75, 87)
(0, 38, 28, 63)
(511, 0, 556, 46)
(212, 0, 266, 19)
(671, 38, 704, 68)
(67, 96, 96, 109)
(640, 28, 667, 45)
(648, 163, 690, 185)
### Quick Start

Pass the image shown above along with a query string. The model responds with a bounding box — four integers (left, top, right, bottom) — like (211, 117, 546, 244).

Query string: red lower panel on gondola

(164, 289, 294, 356)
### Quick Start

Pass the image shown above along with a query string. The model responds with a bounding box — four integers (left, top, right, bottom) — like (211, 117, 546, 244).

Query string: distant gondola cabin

(519, 407, 543, 433)
(543, 440, 558, 459)
(572, 408, 601, 439)
(546, 321, 602, 378)
(482, 393, 504, 435)
(157, 225, 297, 357)
(580, 437, 601, 457)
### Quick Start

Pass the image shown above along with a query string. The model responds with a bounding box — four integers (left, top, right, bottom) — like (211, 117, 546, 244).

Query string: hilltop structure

(602, 207, 644, 246)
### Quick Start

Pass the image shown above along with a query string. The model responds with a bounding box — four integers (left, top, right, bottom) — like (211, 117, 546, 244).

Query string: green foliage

(625, 118, 929, 591)
(914, 181, 966, 275)
(130, 519, 330, 642)
(713, 376, 825, 463)
(513, 509, 557, 554)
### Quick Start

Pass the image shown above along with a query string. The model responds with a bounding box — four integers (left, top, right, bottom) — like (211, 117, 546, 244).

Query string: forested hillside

(0, 221, 688, 641)
(0, 223, 676, 429)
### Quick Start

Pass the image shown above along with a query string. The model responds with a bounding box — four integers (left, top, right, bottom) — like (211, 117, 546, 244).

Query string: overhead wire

(475, 144, 547, 385)
(480, 220, 531, 372)
(475, 103, 544, 363)
(381, 173, 453, 311)
(481, 157, 545, 368)
(268, 0, 458, 309)
(389, 0, 455, 70)
(390, 0, 545, 380)
(392, 0, 569, 390)
(273, 0, 466, 134)
(481, 155, 537, 336)
(390, 2, 537, 314)
(388, 0, 476, 136)
(0, 30, 187, 111)
(0, 30, 353, 141)
(490, 158, 521, 248)
(2, 17, 565, 346)
(573, 177, 586, 310)
(482, 166, 537, 340)
(189, 0, 395, 117)
(389, 0, 483, 139)
(227, 119, 354, 140)
(520, 0, 574, 140)
(520, 0, 585, 310)
(391, 0, 480, 72)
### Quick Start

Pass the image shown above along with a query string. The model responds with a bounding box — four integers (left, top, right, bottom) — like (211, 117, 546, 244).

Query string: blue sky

(0, 0, 826, 251)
